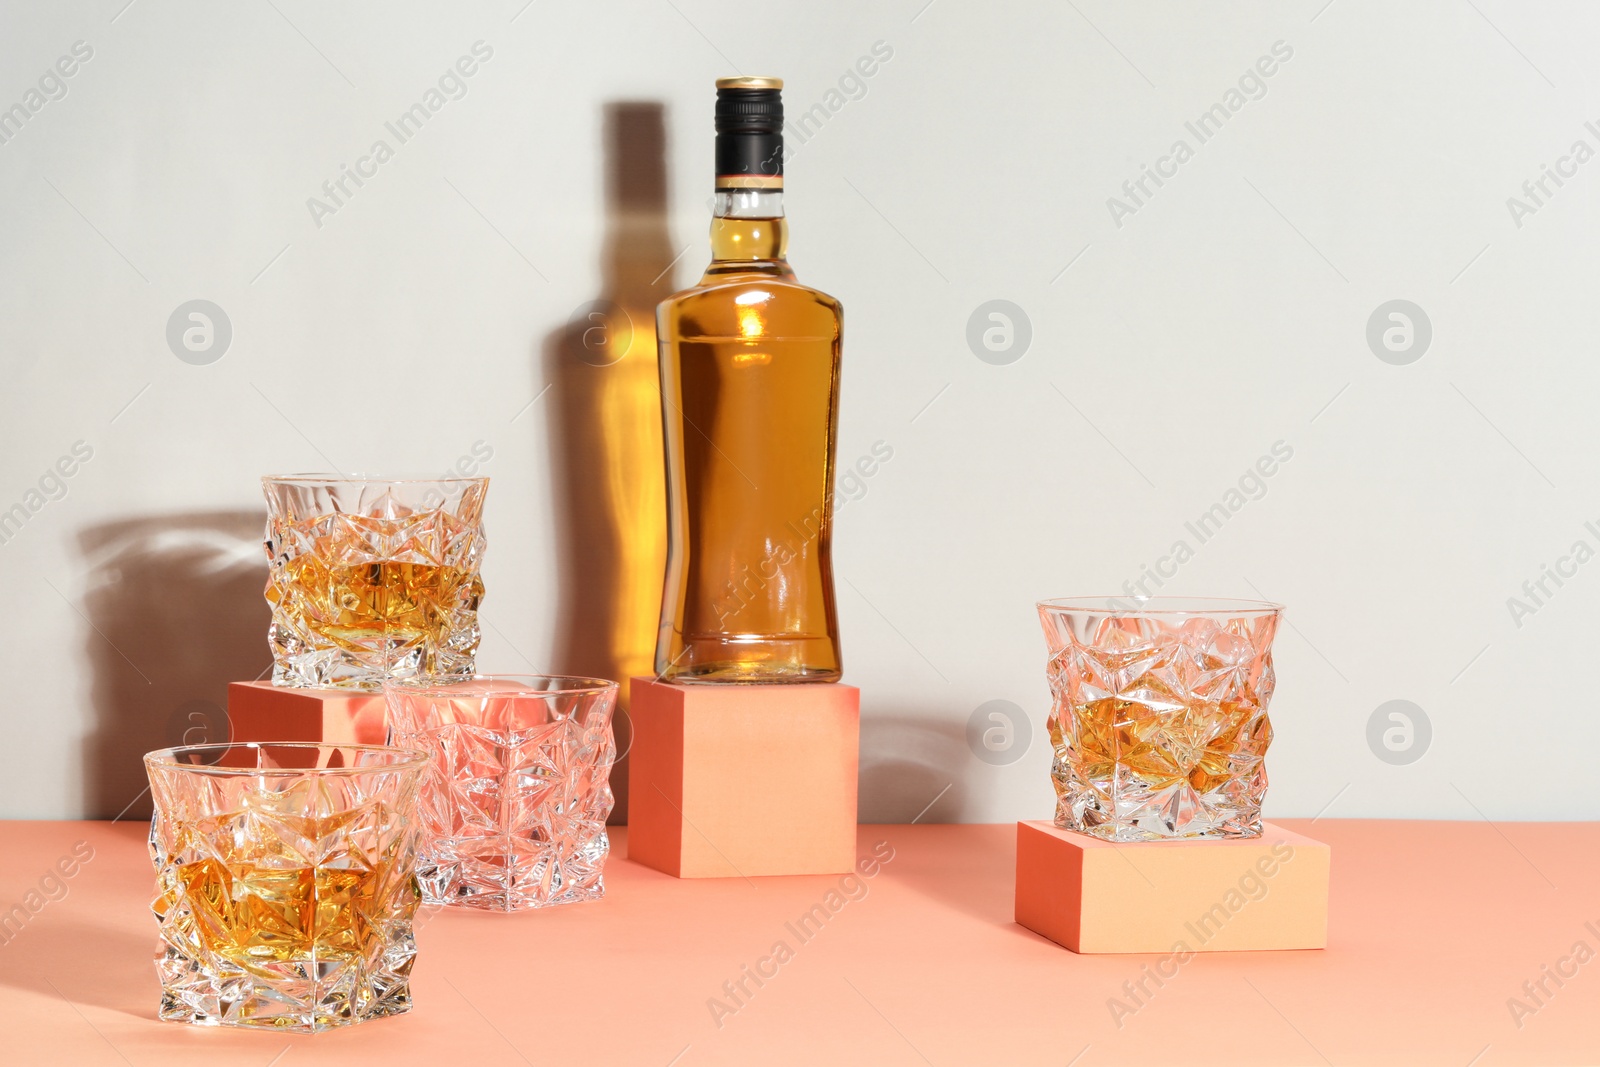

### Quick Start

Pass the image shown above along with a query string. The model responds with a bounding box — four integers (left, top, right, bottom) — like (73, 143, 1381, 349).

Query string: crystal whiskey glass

(384, 675, 618, 910)
(144, 742, 427, 1032)
(262, 475, 488, 690)
(1038, 597, 1282, 841)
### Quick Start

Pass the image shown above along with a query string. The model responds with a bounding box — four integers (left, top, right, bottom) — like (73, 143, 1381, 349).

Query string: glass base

(421, 875, 606, 912)
(658, 632, 841, 684)
(667, 666, 842, 684)
(269, 627, 477, 692)
(418, 830, 611, 910)
(1053, 789, 1265, 842)
(155, 934, 414, 1033)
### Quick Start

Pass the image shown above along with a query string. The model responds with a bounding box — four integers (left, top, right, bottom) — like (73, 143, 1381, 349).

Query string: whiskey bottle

(654, 76, 843, 683)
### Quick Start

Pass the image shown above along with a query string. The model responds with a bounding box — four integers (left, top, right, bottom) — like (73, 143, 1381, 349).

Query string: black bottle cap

(715, 77, 783, 181)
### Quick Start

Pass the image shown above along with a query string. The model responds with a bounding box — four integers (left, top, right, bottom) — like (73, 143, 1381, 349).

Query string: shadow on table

(2, 915, 154, 1019)
(858, 713, 1036, 933)
(0, 823, 155, 1019)
(539, 101, 675, 828)
(877, 821, 1028, 933)
(77, 512, 270, 820)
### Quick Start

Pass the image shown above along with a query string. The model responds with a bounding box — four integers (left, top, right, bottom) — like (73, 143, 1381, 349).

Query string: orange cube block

(226, 681, 388, 746)
(627, 677, 859, 878)
(1014, 820, 1329, 953)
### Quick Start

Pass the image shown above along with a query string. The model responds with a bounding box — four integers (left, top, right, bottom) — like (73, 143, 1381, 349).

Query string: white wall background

(2, 0, 1595, 823)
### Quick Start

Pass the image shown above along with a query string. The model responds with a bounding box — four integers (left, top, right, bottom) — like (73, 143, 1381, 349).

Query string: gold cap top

(716, 76, 783, 90)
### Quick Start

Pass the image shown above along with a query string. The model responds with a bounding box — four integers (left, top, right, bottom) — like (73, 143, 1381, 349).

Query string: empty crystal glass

(384, 675, 618, 910)
(262, 475, 488, 690)
(1037, 597, 1282, 841)
(144, 742, 427, 1032)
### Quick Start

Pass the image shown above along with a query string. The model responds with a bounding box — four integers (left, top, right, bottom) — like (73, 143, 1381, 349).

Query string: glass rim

(1037, 595, 1283, 618)
(262, 474, 489, 487)
(143, 741, 429, 775)
(383, 673, 619, 697)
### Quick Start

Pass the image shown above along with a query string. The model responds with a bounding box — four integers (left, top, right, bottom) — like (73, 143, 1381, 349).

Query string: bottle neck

(709, 188, 789, 270)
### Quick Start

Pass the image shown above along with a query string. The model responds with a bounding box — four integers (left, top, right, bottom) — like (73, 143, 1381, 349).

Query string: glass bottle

(654, 77, 843, 683)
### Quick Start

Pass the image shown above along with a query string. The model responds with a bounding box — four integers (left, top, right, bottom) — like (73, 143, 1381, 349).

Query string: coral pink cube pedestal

(1014, 819, 1330, 953)
(626, 677, 859, 878)
(226, 680, 387, 746)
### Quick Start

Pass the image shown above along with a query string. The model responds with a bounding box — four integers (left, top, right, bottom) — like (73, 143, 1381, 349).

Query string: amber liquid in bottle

(655, 94, 843, 682)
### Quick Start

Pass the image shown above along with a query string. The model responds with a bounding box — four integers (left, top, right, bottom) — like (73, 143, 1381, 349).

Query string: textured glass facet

(1038, 598, 1281, 842)
(263, 476, 488, 691)
(144, 743, 426, 1032)
(385, 676, 617, 910)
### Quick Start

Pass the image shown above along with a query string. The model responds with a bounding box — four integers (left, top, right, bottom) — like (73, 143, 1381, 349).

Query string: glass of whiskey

(143, 742, 428, 1032)
(1037, 597, 1283, 841)
(262, 475, 488, 690)
(384, 675, 618, 911)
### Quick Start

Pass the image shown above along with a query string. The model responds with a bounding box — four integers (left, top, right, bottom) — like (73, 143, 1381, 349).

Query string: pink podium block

(226, 681, 388, 746)
(627, 677, 859, 878)
(1015, 820, 1329, 954)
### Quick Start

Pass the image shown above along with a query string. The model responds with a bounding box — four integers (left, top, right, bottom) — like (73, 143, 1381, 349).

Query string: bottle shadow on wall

(77, 512, 270, 820)
(540, 101, 677, 825)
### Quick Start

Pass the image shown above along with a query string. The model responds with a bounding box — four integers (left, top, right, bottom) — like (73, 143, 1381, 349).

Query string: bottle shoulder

(658, 271, 842, 342)
(660, 272, 841, 308)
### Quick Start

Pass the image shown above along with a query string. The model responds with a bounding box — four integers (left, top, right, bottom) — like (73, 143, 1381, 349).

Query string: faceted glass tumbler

(1037, 597, 1282, 842)
(384, 675, 618, 911)
(143, 742, 427, 1032)
(263, 475, 488, 690)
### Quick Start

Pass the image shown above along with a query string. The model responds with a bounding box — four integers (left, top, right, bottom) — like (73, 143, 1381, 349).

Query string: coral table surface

(0, 819, 1594, 1065)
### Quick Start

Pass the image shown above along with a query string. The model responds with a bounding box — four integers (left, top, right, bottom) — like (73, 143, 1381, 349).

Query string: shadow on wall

(858, 713, 969, 823)
(541, 101, 677, 825)
(77, 512, 270, 820)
